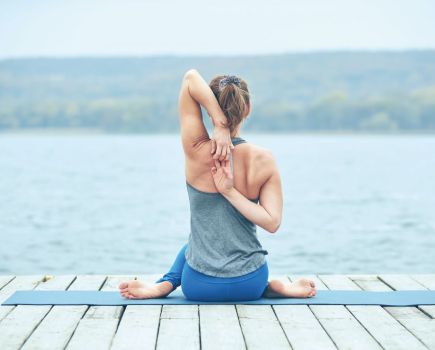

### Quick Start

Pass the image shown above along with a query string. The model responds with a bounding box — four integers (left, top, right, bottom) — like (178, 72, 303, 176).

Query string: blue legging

(155, 243, 269, 301)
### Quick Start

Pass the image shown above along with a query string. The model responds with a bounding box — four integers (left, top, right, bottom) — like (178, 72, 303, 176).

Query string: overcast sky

(1, 0, 434, 58)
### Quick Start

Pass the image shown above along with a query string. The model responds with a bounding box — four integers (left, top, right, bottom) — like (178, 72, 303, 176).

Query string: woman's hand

(211, 126, 234, 161)
(211, 159, 233, 195)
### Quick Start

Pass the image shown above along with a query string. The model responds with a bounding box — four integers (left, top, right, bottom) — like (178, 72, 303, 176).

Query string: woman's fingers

(213, 144, 222, 159)
(214, 159, 221, 169)
(223, 166, 231, 177)
(220, 145, 227, 161)
(210, 139, 216, 154)
(226, 146, 231, 160)
(212, 141, 234, 160)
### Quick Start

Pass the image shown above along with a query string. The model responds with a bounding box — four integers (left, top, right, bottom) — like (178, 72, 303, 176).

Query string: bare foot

(265, 278, 316, 298)
(118, 279, 173, 299)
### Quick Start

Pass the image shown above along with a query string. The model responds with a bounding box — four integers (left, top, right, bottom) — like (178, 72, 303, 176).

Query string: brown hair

(209, 75, 250, 132)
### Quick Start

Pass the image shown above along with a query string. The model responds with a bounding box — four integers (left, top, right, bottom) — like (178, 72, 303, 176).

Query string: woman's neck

(231, 127, 241, 138)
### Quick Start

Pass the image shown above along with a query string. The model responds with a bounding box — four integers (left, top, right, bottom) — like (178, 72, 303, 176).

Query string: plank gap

(270, 305, 294, 349)
(234, 305, 248, 350)
(154, 305, 163, 350)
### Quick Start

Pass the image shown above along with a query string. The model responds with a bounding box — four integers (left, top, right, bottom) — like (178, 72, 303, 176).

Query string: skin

(119, 69, 316, 299)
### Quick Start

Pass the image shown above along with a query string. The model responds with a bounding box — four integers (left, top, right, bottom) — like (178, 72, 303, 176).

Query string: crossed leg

(118, 243, 316, 299)
(118, 243, 188, 299)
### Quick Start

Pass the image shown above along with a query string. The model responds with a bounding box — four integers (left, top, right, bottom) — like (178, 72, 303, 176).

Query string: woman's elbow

(183, 68, 199, 81)
(265, 218, 281, 234)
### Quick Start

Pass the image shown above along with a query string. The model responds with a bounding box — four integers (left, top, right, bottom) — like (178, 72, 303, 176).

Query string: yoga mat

(2, 289, 435, 306)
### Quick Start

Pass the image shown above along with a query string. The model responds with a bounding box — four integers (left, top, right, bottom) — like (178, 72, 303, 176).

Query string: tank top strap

(231, 136, 246, 146)
(229, 136, 246, 180)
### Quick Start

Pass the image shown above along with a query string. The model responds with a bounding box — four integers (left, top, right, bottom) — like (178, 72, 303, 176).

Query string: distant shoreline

(1, 128, 435, 136)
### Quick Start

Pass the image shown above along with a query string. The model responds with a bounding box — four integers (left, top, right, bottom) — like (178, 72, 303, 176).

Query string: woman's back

(185, 136, 270, 277)
(185, 136, 274, 201)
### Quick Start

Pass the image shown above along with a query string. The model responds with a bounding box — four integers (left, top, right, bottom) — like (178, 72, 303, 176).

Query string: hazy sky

(1, 0, 434, 58)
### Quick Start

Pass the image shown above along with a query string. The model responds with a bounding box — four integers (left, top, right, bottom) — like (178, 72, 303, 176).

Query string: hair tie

(219, 75, 241, 91)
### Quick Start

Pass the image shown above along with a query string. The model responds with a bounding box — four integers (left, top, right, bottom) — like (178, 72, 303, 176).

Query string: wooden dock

(0, 274, 435, 350)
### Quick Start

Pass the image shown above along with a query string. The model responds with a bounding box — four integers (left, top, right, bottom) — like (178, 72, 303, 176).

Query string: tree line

(1, 51, 434, 132)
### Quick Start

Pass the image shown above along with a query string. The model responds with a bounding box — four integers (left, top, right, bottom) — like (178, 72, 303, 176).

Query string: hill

(1, 51, 434, 132)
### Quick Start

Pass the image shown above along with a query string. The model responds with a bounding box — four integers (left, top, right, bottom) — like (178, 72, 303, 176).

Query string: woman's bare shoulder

(245, 143, 276, 163)
(244, 143, 279, 182)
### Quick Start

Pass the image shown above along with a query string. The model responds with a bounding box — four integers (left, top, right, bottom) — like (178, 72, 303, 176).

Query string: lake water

(1, 133, 434, 275)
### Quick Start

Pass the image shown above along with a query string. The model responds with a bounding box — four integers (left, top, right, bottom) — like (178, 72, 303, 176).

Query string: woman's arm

(179, 69, 233, 160)
(211, 157, 283, 233)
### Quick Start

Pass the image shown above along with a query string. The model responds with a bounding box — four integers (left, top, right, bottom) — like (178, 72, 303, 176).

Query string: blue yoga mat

(2, 289, 435, 306)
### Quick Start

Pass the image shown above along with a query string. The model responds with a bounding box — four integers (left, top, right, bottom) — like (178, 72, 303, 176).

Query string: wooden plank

(199, 305, 245, 350)
(0, 275, 42, 304)
(66, 275, 134, 350)
(380, 274, 435, 317)
(0, 275, 75, 349)
(319, 275, 360, 290)
(112, 274, 184, 350)
(0, 275, 43, 324)
(0, 274, 56, 324)
(22, 275, 107, 350)
(269, 275, 335, 350)
(274, 305, 336, 350)
(289, 275, 381, 350)
(412, 274, 435, 290)
(409, 274, 435, 318)
(0, 276, 14, 290)
(111, 305, 162, 350)
(236, 305, 291, 350)
(321, 275, 426, 350)
(156, 305, 200, 350)
(378, 275, 426, 291)
(349, 275, 389, 292)
(350, 274, 435, 349)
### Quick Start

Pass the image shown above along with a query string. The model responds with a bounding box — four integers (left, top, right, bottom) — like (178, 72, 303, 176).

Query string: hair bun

(219, 75, 241, 91)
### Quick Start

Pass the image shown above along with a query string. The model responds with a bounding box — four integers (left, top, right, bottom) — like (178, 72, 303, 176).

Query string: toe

(119, 282, 128, 289)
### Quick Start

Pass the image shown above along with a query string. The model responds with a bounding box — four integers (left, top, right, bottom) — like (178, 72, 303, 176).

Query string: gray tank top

(185, 136, 269, 277)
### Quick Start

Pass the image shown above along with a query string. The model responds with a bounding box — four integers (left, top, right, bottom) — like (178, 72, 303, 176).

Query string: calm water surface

(1, 134, 434, 275)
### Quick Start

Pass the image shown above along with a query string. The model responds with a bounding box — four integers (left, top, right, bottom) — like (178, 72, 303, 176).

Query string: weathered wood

(319, 274, 360, 291)
(0, 275, 75, 349)
(1, 274, 435, 350)
(236, 305, 291, 349)
(409, 275, 435, 318)
(270, 275, 335, 350)
(199, 305, 245, 350)
(0, 276, 14, 290)
(290, 275, 381, 350)
(323, 275, 426, 350)
(22, 275, 107, 350)
(412, 274, 435, 290)
(156, 305, 200, 350)
(66, 275, 134, 350)
(113, 274, 195, 350)
(111, 305, 161, 350)
(348, 275, 389, 292)
(274, 305, 336, 350)
(0, 275, 42, 304)
(351, 274, 435, 349)
(378, 275, 426, 291)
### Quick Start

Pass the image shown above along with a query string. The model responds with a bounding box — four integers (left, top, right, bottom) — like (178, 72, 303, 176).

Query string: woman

(118, 69, 316, 301)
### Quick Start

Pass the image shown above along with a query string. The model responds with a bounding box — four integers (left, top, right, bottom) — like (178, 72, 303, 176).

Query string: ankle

(157, 281, 174, 293)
